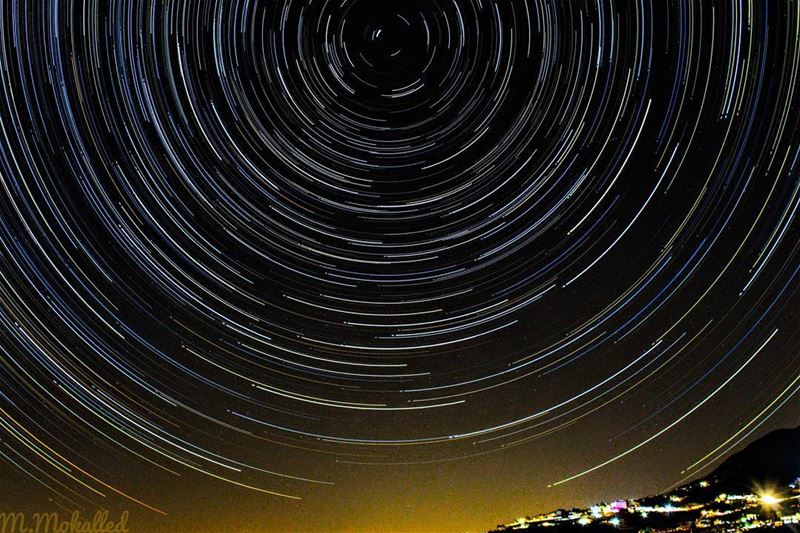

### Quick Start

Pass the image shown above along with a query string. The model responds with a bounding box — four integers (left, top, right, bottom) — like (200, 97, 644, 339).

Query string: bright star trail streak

(0, 1, 800, 532)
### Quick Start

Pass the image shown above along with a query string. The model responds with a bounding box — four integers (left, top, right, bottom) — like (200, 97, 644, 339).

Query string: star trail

(0, 1, 799, 532)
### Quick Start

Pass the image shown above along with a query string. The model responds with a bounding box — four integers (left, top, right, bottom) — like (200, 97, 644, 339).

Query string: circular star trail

(0, 0, 800, 520)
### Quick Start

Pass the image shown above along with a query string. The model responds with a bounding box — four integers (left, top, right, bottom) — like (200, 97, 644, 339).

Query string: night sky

(1, 1, 800, 532)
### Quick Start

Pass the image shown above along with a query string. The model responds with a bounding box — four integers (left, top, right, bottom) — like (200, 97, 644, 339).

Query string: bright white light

(760, 493, 781, 506)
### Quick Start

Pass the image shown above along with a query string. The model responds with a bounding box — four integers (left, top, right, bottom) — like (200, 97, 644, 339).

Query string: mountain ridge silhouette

(709, 425, 800, 491)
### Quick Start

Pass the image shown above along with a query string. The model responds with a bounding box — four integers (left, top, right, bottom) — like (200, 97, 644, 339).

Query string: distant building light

(610, 500, 627, 512)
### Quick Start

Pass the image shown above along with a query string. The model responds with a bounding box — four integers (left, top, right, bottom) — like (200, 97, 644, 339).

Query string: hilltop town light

(760, 493, 781, 506)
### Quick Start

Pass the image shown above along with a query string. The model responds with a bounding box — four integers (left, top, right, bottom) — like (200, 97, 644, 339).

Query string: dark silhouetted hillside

(711, 426, 800, 491)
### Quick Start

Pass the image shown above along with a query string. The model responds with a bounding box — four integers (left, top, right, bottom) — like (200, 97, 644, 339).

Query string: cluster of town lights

(496, 478, 800, 531)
